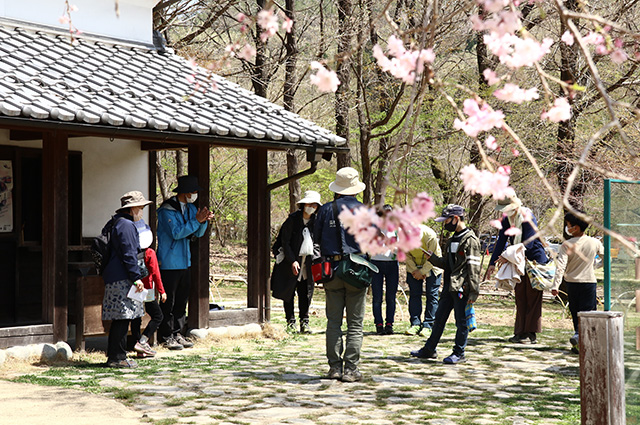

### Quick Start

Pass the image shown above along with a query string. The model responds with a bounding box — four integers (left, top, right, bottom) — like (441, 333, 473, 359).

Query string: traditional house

(0, 0, 345, 348)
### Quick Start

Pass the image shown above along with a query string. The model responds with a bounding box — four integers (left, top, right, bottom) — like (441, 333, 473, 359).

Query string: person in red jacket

(131, 219, 167, 357)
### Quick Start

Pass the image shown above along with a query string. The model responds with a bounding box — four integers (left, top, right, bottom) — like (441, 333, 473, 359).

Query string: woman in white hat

(271, 190, 322, 333)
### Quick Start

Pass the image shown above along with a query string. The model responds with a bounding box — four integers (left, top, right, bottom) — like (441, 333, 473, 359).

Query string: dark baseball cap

(434, 204, 465, 222)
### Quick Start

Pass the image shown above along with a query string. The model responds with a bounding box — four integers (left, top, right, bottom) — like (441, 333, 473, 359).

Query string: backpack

(91, 217, 122, 275)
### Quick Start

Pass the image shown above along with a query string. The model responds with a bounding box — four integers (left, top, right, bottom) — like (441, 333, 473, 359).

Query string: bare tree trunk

(284, 0, 301, 212)
(252, 0, 269, 98)
(156, 152, 169, 201)
(176, 150, 186, 177)
(335, 0, 352, 169)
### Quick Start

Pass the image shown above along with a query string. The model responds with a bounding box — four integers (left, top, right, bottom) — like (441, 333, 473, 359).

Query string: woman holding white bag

(270, 190, 322, 333)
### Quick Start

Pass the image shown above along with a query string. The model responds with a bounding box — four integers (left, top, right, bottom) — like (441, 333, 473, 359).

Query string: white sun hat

(296, 190, 323, 206)
(328, 167, 366, 195)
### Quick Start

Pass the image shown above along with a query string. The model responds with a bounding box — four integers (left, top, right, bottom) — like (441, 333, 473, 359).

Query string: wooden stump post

(579, 311, 625, 425)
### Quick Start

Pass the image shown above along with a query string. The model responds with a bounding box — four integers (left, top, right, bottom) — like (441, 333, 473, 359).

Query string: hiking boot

(410, 347, 437, 359)
(134, 341, 156, 358)
(376, 324, 385, 335)
(569, 333, 579, 347)
(405, 325, 422, 336)
(107, 358, 138, 368)
(327, 366, 342, 380)
(300, 320, 312, 334)
(443, 353, 466, 364)
(341, 368, 363, 383)
(162, 336, 184, 350)
(384, 324, 394, 335)
(175, 334, 194, 348)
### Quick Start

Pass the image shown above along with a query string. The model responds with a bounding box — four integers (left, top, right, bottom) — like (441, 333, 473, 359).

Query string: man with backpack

(156, 175, 213, 350)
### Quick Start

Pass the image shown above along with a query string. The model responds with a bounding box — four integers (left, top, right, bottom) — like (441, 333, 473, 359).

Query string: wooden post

(579, 311, 625, 425)
(247, 148, 269, 322)
(187, 144, 211, 330)
(42, 131, 68, 342)
(636, 289, 640, 351)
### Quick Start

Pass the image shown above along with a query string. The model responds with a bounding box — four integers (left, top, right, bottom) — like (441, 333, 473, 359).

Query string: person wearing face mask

(410, 204, 481, 364)
(101, 191, 152, 368)
(551, 211, 603, 353)
(270, 190, 321, 334)
(156, 175, 213, 350)
(484, 196, 548, 344)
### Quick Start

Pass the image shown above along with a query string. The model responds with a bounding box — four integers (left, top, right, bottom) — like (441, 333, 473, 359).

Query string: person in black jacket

(102, 191, 152, 368)
(271, 191, 322, 334)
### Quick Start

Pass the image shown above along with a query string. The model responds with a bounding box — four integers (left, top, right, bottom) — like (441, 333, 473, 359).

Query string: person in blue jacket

(157, 175, 213, 350)
(102, 190, 152, 368)
(484, 196, 548, 344)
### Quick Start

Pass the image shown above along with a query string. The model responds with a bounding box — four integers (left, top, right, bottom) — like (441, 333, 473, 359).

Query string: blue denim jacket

(313, 195, 362, 256)
(156, 197, 207, 270)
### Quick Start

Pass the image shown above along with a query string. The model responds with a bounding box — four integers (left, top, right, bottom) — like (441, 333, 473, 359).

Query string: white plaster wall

(0, 0, 159, 44)
(69, 137, 149, 237)
(0, 131, 150, 238)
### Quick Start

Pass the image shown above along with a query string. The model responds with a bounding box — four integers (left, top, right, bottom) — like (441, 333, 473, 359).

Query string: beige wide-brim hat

(495, 195, 522, 214)
(329, 167, 366, 195)
(116, 190, 153, 213)
(296, 190, 323, 206)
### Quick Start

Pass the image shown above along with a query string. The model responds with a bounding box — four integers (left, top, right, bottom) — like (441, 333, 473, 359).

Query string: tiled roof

(0, 23, 345, 148)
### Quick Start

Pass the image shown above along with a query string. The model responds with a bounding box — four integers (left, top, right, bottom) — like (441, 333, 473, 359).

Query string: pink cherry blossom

(454, 99, 505, 138)
(493, 83, 539, 104)
(490, 219, 503, 230)
(477, 0, 510, 13)
(59, 15, 70, 24)
(511, 148, 520, 157)
(473, 11, 522, 36)
(541, 97, 571, 122)
(387, 35, 406, 57)
(561, 31, 574, 46)
(504, 227, 522, 236)
(610, 49, 628, 64)
(485, 135, 498, 150)
(614, 38, 624, 48)
(372, 37, 435, 85)
(595, 44, 608, 55)
(238, 44, 257, 60)
(69, 4, 79, 12)
(310, 62, 341, 93)
(236, 13, 247, 23)
(483, 69, 501, 86)
(339, 193, 436, 257)
(282, 16, 294, 33)
(459, 164, 516, 200)
(583, 32, 604, 46)
(257, 9, 279, 42)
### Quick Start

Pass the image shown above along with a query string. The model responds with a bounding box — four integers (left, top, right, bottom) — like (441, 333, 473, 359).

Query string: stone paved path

(3, 323, 582, 425)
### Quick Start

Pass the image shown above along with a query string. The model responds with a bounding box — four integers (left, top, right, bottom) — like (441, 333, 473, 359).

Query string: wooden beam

(42, 131, 68, 342)
(141, 141, 187, 151)
(247, 148, 269, 322)
(187, 143, 210, 330)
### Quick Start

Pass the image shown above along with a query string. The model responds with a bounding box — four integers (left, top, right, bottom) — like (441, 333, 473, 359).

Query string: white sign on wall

(0, 160, 13, 232)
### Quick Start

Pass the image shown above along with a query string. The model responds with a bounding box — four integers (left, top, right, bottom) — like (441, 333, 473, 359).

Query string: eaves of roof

(0, 21, 347, 152)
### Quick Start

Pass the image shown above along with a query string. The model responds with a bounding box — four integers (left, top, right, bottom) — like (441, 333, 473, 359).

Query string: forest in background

(149, 0, 640, 246)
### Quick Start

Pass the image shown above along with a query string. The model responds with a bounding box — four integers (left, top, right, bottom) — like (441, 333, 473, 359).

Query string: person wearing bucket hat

(313, 167, 367, 382)
(156, 175, 213, 350)
(484, 195, 548, 344)
(130, 219, 167, 358)
(101, 191, 152, 368)
(410, 204, 481, 364)
(270, 190, 322, 334)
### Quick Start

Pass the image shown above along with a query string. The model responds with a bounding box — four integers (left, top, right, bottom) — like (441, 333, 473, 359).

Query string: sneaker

(162, 336, 184, 351)
(443, 353, 466, 364)
(418, 326, 430, 337)
(508, 334, 530, 344)
(341, 368, 363, 382)
(569, 333, 579, 347)
(175, 334, 194, 348)
(327, 366, 342, 380)
(410, 347, 437, 359)
(384, 324, 394, 335)
(570, 346, 579, 354)
(286, 320, 297, 333)
(107, 358, 138, 368)
(528, 333, 537, 344)
(405, 325, 422, 336)
(134, 341, 156, 358)
(300, 320, 312, 334)
(376, 324, 385, 335)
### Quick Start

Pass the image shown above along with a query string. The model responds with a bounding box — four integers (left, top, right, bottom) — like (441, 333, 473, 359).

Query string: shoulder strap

(331, 200, 344, 255)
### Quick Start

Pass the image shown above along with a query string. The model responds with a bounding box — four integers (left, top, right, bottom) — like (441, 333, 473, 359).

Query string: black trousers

(158, 269, 190, 342)
(565, 280, 597, 333)
(107, 319, 130, 362)
(131, 299, 164, 342)
(283, 278, 313, 322)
